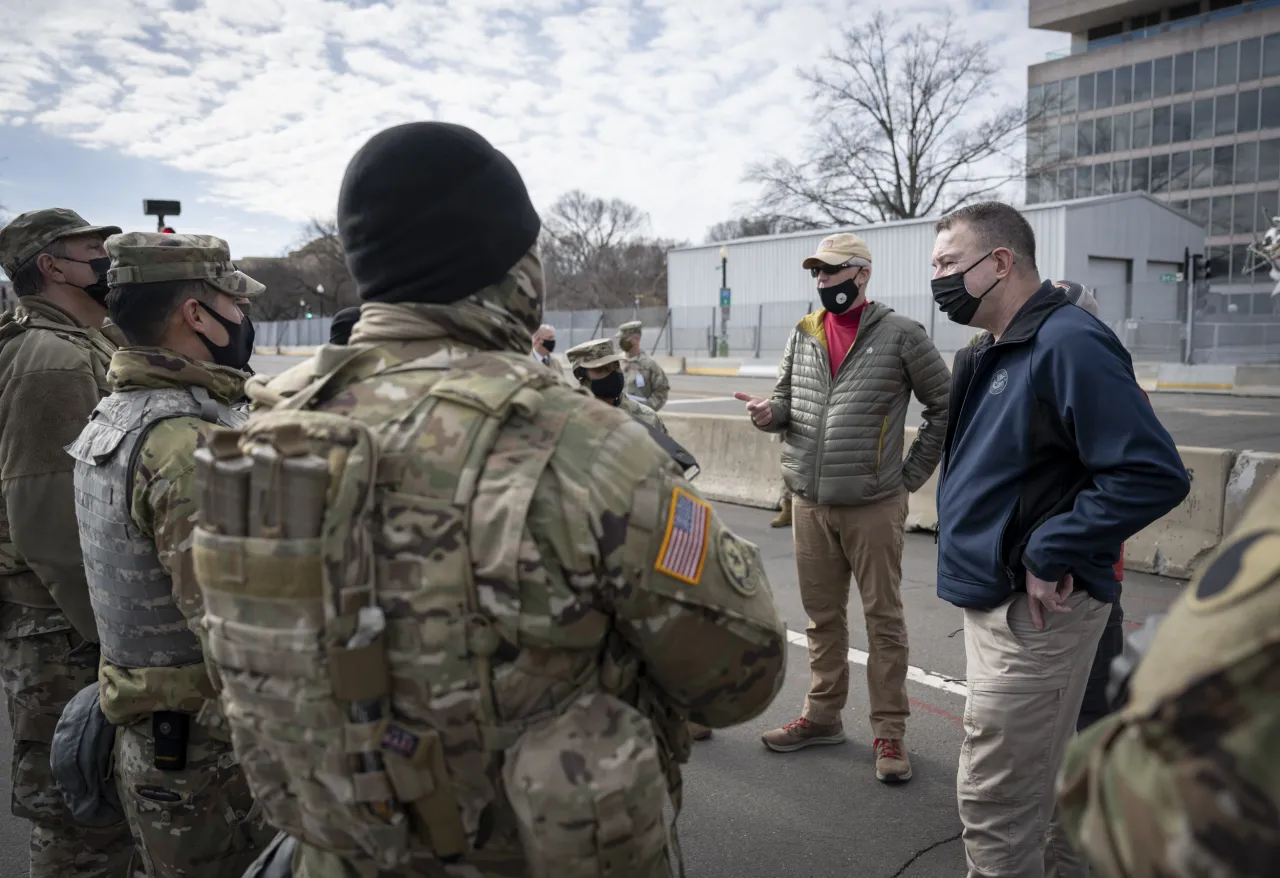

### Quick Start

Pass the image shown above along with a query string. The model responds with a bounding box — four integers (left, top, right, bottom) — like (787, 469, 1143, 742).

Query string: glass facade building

(1028, 0, 1280, 314)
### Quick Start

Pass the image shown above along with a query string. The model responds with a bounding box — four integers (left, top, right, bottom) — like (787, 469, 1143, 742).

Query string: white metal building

(667, 193, 1205, 356)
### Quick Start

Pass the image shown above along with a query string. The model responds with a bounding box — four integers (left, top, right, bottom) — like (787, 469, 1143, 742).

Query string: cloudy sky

(0, 0, 1067, 269)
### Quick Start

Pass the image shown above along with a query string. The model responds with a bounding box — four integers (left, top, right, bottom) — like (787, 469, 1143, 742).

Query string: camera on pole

(143, 200, 181, 234)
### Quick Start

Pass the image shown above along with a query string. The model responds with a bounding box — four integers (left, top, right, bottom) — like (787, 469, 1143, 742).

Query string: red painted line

(910, 696, 963, 727)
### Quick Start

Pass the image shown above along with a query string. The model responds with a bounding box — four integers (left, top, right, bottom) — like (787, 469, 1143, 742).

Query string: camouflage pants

(0, 602, 136, 877)
(115, 717, 274, 877)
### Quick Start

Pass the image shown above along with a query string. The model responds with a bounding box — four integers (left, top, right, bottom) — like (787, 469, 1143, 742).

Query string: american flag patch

(655, 488, 711, 585)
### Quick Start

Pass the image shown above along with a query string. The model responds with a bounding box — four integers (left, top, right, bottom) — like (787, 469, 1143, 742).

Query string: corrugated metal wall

(665, 194, 1204, 354)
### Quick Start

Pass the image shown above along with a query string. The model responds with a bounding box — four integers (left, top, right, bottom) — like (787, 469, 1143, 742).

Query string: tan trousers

(793, 492, 910, 739)
(959, 589, 1110, 878)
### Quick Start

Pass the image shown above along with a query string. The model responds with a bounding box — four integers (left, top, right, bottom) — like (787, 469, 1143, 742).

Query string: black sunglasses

(809, 261, 861, 278)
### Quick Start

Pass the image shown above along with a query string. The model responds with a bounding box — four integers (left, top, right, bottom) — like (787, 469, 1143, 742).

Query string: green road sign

(1160, 273, 1177, 283)
(719, 287, 731, 307)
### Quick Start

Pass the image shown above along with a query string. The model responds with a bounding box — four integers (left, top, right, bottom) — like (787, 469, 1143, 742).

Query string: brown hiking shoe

(873, 738, 912, 783)
(688, 721, 712, 741)
(770, 498, 792, 528)
(761, 717, 845, 752)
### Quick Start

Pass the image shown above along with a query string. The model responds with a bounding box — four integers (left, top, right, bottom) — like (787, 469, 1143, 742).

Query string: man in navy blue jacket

(929, 202, 1189, 878)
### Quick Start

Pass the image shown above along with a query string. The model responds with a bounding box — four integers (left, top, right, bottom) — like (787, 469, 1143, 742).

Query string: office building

(1026, 0, 1280, 316)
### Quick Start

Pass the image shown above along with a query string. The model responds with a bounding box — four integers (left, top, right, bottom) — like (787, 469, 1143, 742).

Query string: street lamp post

(718, 246, 730, 357)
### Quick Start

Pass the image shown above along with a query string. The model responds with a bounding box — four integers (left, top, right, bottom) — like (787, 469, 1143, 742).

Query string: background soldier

(208, 121, 785, 878)
(1057, 472, 1280, 878)
(67, 233, 274, 876)
(566, 337, 714, 742)
(566, 337, 665, 433)
(0, 209, 136, 876)
(618, 320, 670, 410)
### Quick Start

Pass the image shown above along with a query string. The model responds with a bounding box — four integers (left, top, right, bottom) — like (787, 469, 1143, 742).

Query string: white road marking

(1165, 407, 1275, 418)
(662, 396, 738, 405)
(784, 628, 967, 698)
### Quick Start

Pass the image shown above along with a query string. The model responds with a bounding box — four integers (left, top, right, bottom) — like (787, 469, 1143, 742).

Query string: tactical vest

(0, 304, 117, 599)
(193, 345, 680, 876)
(68, 384, 244, 668)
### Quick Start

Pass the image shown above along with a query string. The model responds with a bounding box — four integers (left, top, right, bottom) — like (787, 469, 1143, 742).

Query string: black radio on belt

(152, 711, 190, 772)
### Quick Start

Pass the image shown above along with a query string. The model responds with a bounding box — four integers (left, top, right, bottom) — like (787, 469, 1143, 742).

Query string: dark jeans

(1076, 584, 1124, 731)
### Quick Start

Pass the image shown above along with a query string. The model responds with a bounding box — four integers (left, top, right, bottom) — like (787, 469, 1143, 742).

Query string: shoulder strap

(411, 352, 568, 752)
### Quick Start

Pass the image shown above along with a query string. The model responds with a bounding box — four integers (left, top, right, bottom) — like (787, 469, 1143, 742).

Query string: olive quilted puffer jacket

(761, 302, 951, 506)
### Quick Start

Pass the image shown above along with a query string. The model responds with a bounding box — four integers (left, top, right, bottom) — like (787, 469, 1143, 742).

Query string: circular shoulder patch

(717, 531, 758, 598)
(1188, 528, 1280, 613)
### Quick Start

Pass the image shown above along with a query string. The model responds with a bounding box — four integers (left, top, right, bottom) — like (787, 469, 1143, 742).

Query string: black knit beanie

(337, 122, 542, 305)
(328, 306, 361, 345)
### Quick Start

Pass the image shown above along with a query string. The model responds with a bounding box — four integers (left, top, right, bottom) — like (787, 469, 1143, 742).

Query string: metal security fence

(252, 296, 1280, 364)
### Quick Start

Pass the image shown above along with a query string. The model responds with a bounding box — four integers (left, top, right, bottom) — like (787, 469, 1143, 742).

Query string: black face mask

(197, 302, 255, 371)
(930, 250, 1002, 326)
(60, 256, 112, 305)
(819, 277, 860, 315)
(589, 370, 625, 403)
(541, 339, 556, 353)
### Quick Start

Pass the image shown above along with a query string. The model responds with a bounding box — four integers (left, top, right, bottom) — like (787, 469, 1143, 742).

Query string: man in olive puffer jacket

(736, 232, 950, 783)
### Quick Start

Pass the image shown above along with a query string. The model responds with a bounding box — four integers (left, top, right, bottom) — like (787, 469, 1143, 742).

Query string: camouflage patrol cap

(0, 208, 122, 278)
(618, 320, 643, 339)
(566, 337, 624, 369)
(105, 232, 264, 298)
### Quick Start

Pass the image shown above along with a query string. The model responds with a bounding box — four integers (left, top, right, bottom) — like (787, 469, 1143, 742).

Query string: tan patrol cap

(566, 337, 624, 369)
(617, 320, 643, 338)
(802, 233, 872, 270)
(105, 232, 264, 298)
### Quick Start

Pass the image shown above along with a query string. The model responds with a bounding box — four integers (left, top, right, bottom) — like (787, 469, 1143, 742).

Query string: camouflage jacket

(0, 296, 123, 642)
(238, 272, 786, 874)
(1057, 473, 1280, 877)
(98, 348, 247, 723)
(620, 393, 666, 434)
(624, 350, 670, 410)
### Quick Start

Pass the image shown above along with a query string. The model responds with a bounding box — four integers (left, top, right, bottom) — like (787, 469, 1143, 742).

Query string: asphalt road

(0, 503, 1186, 878)
(251, 356, 1280, 452)
(0, 354, 1206, 876)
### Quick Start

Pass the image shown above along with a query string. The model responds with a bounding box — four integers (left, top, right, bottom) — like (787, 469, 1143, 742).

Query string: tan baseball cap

(802, 233, 872, 269)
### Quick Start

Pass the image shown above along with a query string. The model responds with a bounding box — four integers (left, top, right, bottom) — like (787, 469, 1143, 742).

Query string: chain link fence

(252, 293, 1280, 364)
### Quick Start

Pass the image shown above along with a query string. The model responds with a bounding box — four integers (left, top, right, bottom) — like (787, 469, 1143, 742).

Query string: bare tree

(284, 217, 357, 315)
(540, 191, 678, 310)
(236, 257, 313, 321)
(747, 11, 1039, 226)
(705, 215, 811, 243)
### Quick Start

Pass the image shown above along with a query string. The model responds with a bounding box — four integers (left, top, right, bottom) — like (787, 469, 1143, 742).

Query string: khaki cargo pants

(793, 491, 910, 739)
(959, 589, 1109, 878)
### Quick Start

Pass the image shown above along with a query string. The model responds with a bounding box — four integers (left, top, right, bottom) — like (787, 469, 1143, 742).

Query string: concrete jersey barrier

(663, 413, 1277, 581)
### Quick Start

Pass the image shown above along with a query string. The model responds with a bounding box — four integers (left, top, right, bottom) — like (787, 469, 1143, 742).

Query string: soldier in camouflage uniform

(211, 121, 785, 878)
(67, 233, 275, 877)
(1057, 472, 1280, 878)
(618, 320, 670, 410)
(0, 209, 137, 876)
(565, 337, 714, 743)
(565, 337, 666, 432)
